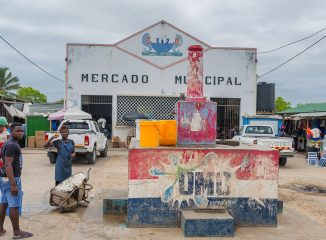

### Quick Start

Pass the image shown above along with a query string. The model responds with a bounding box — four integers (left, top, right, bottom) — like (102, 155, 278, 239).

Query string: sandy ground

(0, 150, 325, 239)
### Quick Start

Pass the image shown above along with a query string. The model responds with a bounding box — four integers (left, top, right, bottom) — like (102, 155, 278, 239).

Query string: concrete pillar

(186, 45, 205, 100)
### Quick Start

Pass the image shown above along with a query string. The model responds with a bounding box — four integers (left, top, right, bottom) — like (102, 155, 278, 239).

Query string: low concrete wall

(127, 146, 279, 227)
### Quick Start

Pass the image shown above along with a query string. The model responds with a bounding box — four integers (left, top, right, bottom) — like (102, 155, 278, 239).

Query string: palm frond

(3, 83, 21, 91)
(0, 67, 21, 94)
(0, 67, 9, 78)
(5, 72, 13, 81)
(3, 77, 20, 87)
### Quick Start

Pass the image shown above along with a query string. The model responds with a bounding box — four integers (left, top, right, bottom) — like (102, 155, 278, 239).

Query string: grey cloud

(0, 0, 325, 104)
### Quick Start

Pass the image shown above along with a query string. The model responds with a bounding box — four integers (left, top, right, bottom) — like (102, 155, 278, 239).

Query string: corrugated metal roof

(243, 114, 283, 119)
(292, 112, 326, 117)
(4, 104, 26, 119)
(279, 102, 326, 114)
(28, 103, 64, 114)
(0, 94, 26, 103)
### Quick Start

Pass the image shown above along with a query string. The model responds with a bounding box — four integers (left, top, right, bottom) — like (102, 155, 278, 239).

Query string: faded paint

(176, 101, 217, 144)
(127, 147, 279, 227)
(186, 45, 205, 100)
(176, 45, 217, 144)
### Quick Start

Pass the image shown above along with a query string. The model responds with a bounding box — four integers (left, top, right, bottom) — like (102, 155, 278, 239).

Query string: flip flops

(12, 231, 33, 239)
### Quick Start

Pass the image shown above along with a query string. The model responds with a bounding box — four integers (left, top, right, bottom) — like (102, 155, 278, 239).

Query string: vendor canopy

(48, 108, 67, 120)
(63, 108, 92, 120)
(48, 108, 92, 120)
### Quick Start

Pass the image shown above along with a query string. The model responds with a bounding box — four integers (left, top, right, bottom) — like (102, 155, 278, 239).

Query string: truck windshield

(64, 122, 89, 130)
(245, 126, 273, 134)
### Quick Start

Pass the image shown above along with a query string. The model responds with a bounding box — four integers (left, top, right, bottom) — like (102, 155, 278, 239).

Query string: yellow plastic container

(139, 120, 160, 147)
(159, 120, 177, 146)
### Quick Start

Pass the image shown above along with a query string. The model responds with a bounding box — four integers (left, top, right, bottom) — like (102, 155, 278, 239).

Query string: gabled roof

(114, 20, 211, 48)
(279, 102, 326, 114)
(67, 20, 256, 71)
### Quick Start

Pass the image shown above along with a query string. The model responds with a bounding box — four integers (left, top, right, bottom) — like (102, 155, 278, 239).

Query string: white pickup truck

(45, 120, 109, 164)
(232, 125, 294, 166)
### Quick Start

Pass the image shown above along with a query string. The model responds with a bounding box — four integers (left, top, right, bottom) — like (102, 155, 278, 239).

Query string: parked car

(232, 125, 294, 166)
(45, 120, 109, 164)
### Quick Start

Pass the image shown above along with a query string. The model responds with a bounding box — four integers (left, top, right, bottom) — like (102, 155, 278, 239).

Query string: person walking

(0, 122, 33, 239)
(43, 125, 75, 186)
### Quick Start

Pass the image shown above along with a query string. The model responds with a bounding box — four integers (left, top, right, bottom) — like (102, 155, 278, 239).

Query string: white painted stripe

(128, 179, 278, 199)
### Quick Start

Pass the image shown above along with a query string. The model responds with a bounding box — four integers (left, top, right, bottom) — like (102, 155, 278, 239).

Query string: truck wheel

(279, 157, 287, 166)
(100, 141, 109, 157)
(87, 147, 96, 164)
(49, 152, 57, 164)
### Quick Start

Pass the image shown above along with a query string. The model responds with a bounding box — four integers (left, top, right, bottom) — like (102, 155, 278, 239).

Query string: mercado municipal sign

(80, 73, 242, 86)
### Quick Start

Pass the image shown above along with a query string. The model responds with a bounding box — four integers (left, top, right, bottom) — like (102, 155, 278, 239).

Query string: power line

(257, 27, 326, 54)
(258, 34, 326, 79)
(0, 34, 65, 83)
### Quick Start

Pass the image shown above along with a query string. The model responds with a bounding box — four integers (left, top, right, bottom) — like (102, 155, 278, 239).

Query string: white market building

(65, 20, 257, 140)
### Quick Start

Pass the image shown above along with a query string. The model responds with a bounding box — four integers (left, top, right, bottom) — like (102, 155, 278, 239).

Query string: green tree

(275, 97, 291, 112)
(17, 87, 47, 103)
(296, 103, 304, 107)
(55, 98, 64, 104)
(0, 67, 21, 97)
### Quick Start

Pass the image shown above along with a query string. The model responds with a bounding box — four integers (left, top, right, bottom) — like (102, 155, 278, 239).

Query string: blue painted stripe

(182, 218, 235, 237)
(127, 197, 277, 227)
(127, 198, 179, 227)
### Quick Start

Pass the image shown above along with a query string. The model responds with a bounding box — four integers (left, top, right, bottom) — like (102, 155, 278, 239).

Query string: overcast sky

(0, 0, 325, 106)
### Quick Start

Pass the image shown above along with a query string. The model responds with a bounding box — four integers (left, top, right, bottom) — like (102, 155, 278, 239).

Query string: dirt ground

(1, 149, 325, 240)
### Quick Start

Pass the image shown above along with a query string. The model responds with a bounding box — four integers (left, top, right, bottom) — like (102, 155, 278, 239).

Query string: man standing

(0, 122, 33, 239)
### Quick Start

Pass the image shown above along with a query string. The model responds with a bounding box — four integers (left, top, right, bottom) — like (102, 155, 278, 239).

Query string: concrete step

(181, 209, 235, 237)
(103, 190, 128, 215)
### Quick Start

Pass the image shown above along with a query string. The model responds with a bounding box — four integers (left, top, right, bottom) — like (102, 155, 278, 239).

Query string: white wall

(66, 22, 257, 139)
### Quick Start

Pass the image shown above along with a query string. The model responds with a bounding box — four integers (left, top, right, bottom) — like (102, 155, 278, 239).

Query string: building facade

(65, 20, 257, 140)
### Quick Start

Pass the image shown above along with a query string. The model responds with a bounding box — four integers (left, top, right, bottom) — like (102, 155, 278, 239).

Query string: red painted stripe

(128, 149, 279, 180)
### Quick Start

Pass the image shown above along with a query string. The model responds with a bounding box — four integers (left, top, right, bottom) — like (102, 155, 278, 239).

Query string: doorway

(211, 98, 241, 139)
(81, 95, 112, 138)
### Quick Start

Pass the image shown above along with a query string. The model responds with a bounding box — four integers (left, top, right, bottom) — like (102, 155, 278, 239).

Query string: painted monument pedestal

(176, 100, 217, 145)
(127, 142, 279, 228)
(126, 44, 278, 236)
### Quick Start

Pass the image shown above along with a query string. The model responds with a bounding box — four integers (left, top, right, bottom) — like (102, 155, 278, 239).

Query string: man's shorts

(0, 177, 22, 208)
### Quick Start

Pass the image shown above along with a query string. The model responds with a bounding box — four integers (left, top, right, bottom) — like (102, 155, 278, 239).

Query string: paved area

(0, 150, 325, 239)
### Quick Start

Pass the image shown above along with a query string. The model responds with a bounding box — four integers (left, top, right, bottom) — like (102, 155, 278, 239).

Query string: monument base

(176, 100, 217, 145)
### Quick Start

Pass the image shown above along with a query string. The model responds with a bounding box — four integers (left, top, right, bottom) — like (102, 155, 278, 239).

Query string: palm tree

(0, 67, 21, 97)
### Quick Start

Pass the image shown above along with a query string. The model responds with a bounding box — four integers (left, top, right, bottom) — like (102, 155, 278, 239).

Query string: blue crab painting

(141, 33, 183, 56)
